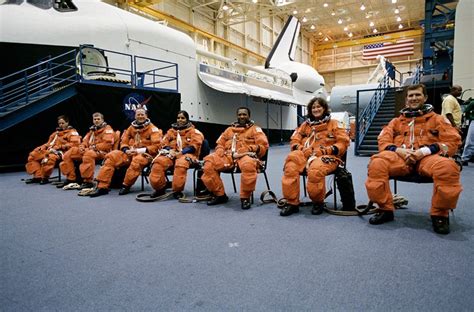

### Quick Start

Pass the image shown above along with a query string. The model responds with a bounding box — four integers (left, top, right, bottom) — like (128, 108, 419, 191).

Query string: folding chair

(301, 152, 347, 209)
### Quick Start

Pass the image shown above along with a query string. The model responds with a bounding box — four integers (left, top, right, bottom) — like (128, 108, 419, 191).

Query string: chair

(300, 152, 347, 209)
(225, 149, 271, 193)
(390, 174, 433, 194)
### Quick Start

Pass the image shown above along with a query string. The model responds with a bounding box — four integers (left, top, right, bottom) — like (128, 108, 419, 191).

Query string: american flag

(362, 39, 414, 60)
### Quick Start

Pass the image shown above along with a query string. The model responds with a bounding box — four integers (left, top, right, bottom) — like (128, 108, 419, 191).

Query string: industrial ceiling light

(398, 24, 403, 29)
(252, 0, 258, 3)
(365, 14, 370, 19)
(293, 10, 298, 14)
(360, 4, 366, 11)
(369, 21, 374, 27)
(222, 3, 229, 11)
(318, 32, 323, 35)
(343, 26, 348, 31)
(324, 37, 329, 41)
(396, 16, 402, 22)
(348, 32, 353, 37)
(391, 0, 397, 3)
(338, 18, 343, 24)
(302, 16, 307, 22)
(323, 3, 328, 7)
(310, 24, 315, 30)
(331, 10, 336, 16)
(373, 28, 378, 33)
(394, 8, 400, 14)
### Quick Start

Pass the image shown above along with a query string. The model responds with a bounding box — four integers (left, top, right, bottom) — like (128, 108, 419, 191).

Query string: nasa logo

(122, 93, 152, 120)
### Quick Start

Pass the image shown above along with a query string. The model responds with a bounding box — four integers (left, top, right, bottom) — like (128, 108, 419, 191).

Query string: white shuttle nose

(287, 62, 324, 94)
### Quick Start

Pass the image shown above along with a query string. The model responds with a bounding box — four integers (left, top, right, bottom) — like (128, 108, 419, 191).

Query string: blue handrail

(355, 73, 391, 151)
(0, 49, 77, 109)
(1, 45, 180, 118)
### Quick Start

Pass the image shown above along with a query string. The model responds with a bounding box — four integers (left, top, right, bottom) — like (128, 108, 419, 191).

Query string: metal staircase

(357, 88, 396, 155)
(0, 50, 78, 131)
(0, 45, 179, 132)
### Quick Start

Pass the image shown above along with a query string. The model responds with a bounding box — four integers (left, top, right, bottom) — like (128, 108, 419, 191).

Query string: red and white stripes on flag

(362, 39, 414, 60)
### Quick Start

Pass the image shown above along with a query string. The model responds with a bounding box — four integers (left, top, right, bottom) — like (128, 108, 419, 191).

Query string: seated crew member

(58, 112, 115, 189)
(89, 108, 163, 197)
(149, 110, 204, 199)
(280, 97, 350, 216)
(366, 84, 462, 234)
(201, 107, 269, 210)
(25, 115, 81, 184)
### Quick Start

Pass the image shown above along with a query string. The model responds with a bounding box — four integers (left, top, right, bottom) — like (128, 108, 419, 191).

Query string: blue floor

(1, 143, 473, 311)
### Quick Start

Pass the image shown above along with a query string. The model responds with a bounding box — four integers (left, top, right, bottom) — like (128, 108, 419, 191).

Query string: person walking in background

(441, 85, 463, 129)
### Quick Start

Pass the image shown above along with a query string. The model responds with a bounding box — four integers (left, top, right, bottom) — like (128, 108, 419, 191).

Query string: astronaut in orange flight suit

(149, 110, 204, 199)
(366, 84, 462, 234)
(25, 115, 81, 184)
(89, 108, 163, 197)
(280, 97, 350, 216)
(201, 107, 269, 210)
(58, 112, 115, 189)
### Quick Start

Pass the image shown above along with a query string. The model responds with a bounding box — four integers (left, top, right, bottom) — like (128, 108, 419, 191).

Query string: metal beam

(313, 29, 424, 51)
(128, 3, 266, 62)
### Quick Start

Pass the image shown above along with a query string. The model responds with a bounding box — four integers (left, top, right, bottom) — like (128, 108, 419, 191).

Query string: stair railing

(0, 49, 77, 110)
(355, 73, 391, 155)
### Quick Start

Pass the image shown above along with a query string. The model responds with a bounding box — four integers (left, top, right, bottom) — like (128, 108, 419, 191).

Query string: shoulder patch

(152, 127, 159, 132)
(255, 127, 263, 133)
(105, 129, 114, 134)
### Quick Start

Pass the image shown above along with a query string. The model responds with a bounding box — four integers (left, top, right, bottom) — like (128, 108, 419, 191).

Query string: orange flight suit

(201, 122, 269, 199)
(59, 123, 115, 183)
(281, 118, 350, 205)
(95, 120, 162, 189)
(26, 127, 81, 179)
(149, 123, 204, 193)
(365, 107, 462, 217)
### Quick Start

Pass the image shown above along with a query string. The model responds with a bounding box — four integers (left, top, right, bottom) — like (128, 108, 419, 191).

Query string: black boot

(280, 204, 299, 216)
(150, 188, 165, 199)
(80, 182, 94, 189)
(431, 216, 450, 234)
(173, 191, 184, 199)
(56, 179, 75, 188)
(311, 202, 325, 215)
(25, 177, 41, 184)
(241, 198, 251, 210)
(207, 194, 229, 206)
(118, 185, 131, 195)
(89, 188, 109, 197)
(369, 211, 394, 225)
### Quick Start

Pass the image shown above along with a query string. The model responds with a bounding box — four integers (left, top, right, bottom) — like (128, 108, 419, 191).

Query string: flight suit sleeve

(145, 127, 163, 156)
(183, 128, 204, 156)
(377, 119, 397, 152)
(435, 115, 462, 156)
(251, 126, 269, 158)
(81, 132, 91, 149)
(332, 125, 350, 157)
(290, 123, 306, 151)
(215, 128, 231, 156)
(120, 127, 132, 152)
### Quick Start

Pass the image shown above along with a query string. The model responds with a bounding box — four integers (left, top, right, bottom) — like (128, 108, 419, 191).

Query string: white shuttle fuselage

(1, 0, 327, 135)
